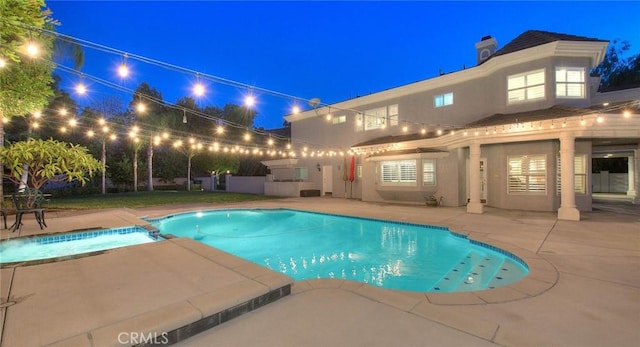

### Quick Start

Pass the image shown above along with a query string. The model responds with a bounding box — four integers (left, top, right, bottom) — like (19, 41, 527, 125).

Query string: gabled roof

(483, 30, 607, 64)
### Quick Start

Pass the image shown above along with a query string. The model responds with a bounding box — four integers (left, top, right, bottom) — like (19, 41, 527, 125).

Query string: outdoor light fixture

(316, 163, 321, 171)
(182, 110, 187, 124)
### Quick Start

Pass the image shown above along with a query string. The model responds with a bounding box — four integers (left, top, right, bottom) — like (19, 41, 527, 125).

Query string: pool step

(431, 251, 484, 292)
(486, 258, 525, 289)
(454, 255, 505, 292)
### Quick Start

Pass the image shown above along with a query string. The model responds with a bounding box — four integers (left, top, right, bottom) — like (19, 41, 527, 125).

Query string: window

(388, 104, 399, 127)
(557, 154, 587, 194)
(364, 104, 399, 131)
(556, 67, 585, 98)
(294, 167, 308, 181)
(381, 160, 416, 185)
(434, 93, 453, 108)
(332, 115, 346, 124)
(508, 155, 547, 194)
(507, 69, 545, 104)
(364, 107, 387, 131)
(422, 159, 436, 185)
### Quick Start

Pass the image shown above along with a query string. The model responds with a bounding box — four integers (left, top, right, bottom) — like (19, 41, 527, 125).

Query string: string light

(75, 81, 87, 95)
(9, 24, 636, 160)
(26, 41, 39, 57)
(0, 57, 6, 68)
(244, 94, 256, 108)
(58, 107, 68, 116)
(292, 105, 300, 114)
(118, 55, 129, 78)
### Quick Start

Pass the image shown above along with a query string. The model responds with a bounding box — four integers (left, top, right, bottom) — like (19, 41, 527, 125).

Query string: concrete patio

(1, 197, 638, 346)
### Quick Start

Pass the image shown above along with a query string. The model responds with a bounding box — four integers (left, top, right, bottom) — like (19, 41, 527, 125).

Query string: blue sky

(47, 1, 640, 129)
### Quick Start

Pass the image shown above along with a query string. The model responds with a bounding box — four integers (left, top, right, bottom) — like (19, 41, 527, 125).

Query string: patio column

(627, 153, 637, 199)
(630, 148, 640, 204)
(558, 132, 580, 221)
(467, 142, 483, 214)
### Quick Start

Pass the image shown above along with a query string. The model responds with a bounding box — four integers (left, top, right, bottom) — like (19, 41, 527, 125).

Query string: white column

(467, 142, 484, 214)
(627, 154, 637, 198)
(631, 148, 640, 204)
(558, 133, 580, 221)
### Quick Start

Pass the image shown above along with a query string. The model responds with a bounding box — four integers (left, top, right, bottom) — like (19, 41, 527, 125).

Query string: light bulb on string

(192, 74, 205, 97)
(75, 82, 87, 95)
(244, 94, 256, 108)
(118, 55, 129, 78)
(32, 111, 42, 118)
(0, 57, 6, 68)
(623, 110, 631, 118)
(86, 130, 95, 138)
(244, 132, 251, 142)
(25, 40, 39, 58)
(292, 105, 300, 114)
(216, 125, 224, 135)
(182, 109, 187, 124)
(58, 107, 68, 116)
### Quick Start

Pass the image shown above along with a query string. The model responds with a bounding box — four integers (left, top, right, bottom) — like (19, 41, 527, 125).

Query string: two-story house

(263, 30, 640, 221)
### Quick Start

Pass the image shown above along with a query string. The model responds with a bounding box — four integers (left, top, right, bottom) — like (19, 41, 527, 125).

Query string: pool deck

(1, 197, 639, 346)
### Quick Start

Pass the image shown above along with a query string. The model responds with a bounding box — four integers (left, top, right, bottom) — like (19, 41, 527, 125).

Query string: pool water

(0, 227, 157, 264)
(153, 209, 529, 292)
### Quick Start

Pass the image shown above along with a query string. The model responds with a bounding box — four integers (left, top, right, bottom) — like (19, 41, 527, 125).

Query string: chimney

(475, 35, 497, 64)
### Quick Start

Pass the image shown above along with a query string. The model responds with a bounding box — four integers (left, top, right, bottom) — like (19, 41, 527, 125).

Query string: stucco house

(263, 30, 640, 221)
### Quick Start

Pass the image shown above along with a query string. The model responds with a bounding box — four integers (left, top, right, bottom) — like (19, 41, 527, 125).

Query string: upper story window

(364, 104, 399, 131)
(434, 92, 453, 108)
(507, 69, 545, 104)
(556, 67, 585, 98)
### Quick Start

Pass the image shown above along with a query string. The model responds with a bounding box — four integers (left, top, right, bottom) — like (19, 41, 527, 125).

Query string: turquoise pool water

(152, 209, 529, 292)
(0, 227, 157, 264)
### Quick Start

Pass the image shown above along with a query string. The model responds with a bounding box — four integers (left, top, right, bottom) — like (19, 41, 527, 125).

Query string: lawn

(46, 191, 280, 209)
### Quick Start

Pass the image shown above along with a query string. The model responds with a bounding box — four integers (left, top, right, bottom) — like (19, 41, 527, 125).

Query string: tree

(0, 139, 103, 195)
(0, 1, 84, 202)
(592, 39, 640, 91)
(0, 0, 56, 202)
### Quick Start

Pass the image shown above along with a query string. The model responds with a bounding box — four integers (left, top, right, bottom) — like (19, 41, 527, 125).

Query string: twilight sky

(46, 1, 640, 129)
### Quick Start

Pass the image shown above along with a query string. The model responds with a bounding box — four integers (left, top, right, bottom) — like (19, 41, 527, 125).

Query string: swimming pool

(0, 227, 158, 265)
(152, 209, 529, 292)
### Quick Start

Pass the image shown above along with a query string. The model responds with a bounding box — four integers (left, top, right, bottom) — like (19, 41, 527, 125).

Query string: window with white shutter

(508, 155, 547, 194)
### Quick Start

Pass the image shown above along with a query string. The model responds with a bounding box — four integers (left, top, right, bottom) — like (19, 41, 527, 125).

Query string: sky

(46, 1, 640, 130)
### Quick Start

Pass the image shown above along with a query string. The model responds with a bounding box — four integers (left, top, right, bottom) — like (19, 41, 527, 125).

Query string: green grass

(46, 191, 280, 210)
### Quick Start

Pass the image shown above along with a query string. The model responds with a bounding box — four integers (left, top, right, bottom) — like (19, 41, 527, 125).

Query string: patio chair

(10, 188, 48, 232)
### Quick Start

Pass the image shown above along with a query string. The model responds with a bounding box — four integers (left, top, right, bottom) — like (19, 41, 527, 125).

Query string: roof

(366, 148, 449, 158)
(483, 30, 607, 64)
(467, 101, 638, 128)
(352, 131, 451, 148)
